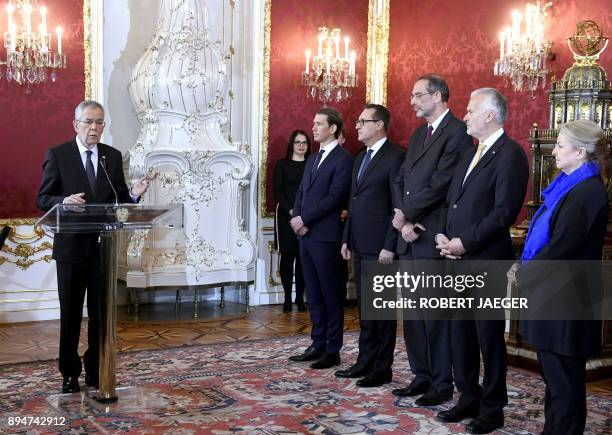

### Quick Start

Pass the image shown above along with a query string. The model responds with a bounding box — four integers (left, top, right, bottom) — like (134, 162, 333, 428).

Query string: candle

(305, 49, 310, 74)
(506, 26, 512, 56)
(325, 48, 331, 75)
(512, 10, 521, 40)
(56, 26, 63, 55)
(344, 36, 349, 59)
(7, 3, 13, 34)
(26, 4, 32, 48)
(334, 33, 339, 59)
(499, 31, 505, 59)
(318, 32, 324, 57)
(40, 7, 48, 51)
(525, 4, 532, 36)
(349, 51, 355, 75)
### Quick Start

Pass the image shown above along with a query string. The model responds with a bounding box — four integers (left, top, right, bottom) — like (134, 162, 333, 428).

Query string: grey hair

(74, 100, 105, 120)
(559, 119, 605, 162)
(471, 87, 508, 124)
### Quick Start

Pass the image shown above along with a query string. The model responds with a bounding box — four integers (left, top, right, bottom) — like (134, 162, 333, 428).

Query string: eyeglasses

(293, 140, 308, 145)
(410, 92, 434, 100)
(76, 119, 106, 127)
(355, 119, 381, 127)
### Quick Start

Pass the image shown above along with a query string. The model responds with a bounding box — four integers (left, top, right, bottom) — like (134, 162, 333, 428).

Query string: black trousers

(56, 248, 101, 379)
(353, 251, 396, 375)
(399, 255, 453, 394)
(279, 251, 305, 304)
(452, 319, 508, 420)
(538, 350, 587, 435)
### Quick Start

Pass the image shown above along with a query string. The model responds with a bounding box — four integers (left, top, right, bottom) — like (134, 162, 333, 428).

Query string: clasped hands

(341, 243, 394, 265)
(435, 234, 465, 259)
(392, 208, 425, 243)
(289, 216, 309, 236)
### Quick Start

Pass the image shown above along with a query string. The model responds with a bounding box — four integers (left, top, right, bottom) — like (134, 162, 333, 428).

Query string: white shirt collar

(320, 139, 339, 153)
(429, 108, 449, 133)
(480, 128, 505, 148)
(76, 136, 98, 156)
(367, 137, 387, 157)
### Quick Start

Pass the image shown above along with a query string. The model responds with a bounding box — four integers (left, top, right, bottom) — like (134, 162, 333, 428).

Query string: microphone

(100, 155, 119, 206)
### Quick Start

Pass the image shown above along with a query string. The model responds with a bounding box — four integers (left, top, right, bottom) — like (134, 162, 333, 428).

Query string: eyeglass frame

(76, 119, 106, 127)
(355, 119, 381, 127)
(293, 139, 309, 145)
(410, 91, 435, 100)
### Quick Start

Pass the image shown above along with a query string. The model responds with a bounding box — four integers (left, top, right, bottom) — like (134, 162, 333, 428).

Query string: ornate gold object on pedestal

(525, 20, 611, 222)
(511, 21, 611, 379)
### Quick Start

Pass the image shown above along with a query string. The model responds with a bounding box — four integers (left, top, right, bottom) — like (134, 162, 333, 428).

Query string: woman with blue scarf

(509, 119, 608, 435)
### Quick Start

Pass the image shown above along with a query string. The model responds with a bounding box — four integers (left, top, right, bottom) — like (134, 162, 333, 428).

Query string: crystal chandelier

(1, 0, 67, 86)
(301, 26, 357, 103)
(493, 1, 552, 94)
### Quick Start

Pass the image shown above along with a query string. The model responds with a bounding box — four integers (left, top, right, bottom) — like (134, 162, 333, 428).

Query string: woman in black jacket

(510, 119, 608, 435)
(273, 130, 311, 312)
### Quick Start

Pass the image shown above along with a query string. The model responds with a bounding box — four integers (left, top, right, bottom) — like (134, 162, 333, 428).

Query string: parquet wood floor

(1, 303, 609, 396)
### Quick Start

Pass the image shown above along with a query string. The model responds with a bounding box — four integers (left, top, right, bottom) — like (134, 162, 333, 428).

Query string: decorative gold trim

(0, 218, 38, 225)
(366, 0, 390, 105)
(261, 0, 272, 218)
(0, 219, 53, 270)
(0, 297, 57, 304)
(0, 255, 53, 270)
(228, 0, 236, 143)
(84, 0, 91, 100)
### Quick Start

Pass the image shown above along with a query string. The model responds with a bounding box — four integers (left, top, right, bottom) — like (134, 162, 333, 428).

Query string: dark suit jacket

(517, 176, 608, 358)
(36, 140, 134, 263)
(442, 132, 529, 260)
(293, 144, 353, 243)
(343, 140, 403, 255)
(393, 111, 472, 259)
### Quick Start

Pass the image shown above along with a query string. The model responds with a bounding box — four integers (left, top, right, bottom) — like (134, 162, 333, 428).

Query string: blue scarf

(521, 161, 600, 263)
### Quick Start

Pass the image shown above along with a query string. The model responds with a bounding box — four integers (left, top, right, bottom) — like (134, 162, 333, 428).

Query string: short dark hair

(285, 129, 312, 159)
(417, 74, 450, 102)
(364, 103, 391, 132)
(316, 107, 343, 139)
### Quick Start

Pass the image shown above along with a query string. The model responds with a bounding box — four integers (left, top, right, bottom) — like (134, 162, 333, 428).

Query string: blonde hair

(559, 119, 605, 162)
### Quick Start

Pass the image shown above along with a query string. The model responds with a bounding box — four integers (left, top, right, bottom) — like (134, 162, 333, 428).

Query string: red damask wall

(265, 0, 369, 214)
(0, 0, 85, 218)
(387, 0, 611, 144)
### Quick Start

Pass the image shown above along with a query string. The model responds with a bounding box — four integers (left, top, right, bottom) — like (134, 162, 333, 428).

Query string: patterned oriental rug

(0, 333, 610, 434)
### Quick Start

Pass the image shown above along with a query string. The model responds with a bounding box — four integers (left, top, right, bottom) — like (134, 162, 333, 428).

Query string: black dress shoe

(436, 404, 480, 423)
(335, 363, 370, 378)
(310, 353, 340, 369)
(85, 373, 99, 388)
(415, 390, 453, 406)
(392, 381, 430, 397)
(465, 417, 504, 434)
(356, 371, 392, 387)
(61, 376, 80, 394)
(289, 345, 324, 362)
(296, 302, 307, 312)
(282, 302, 292, 313)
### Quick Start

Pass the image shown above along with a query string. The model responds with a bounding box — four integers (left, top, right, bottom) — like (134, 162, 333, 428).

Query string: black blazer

(273, 158, 306, 253)
(393, 111, 472, 259)
(293, 144, 353, 243)
(517, 176, 608, 358)
(442, 132, 529, 260)
(343, 140, 404, 255)
(36, 140, 134, 262)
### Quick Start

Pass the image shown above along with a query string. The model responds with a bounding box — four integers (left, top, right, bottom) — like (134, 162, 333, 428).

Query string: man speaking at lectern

(36, 100, 149, 394)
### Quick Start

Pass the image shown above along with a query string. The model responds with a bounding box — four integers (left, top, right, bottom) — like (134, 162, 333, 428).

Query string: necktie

(357, 149, 374, 184)
(85, 150, 96, 193)
(423, 125, 434, 146)
(463, 143, 487, 183)
(311, 149, 325, 181)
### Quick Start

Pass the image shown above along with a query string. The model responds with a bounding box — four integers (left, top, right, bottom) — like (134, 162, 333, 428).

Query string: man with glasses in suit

(392, 75, 472, 406)
(37, 100, 149, 393)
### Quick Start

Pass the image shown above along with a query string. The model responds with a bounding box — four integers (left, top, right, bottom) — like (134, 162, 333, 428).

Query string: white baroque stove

(125, 0, 255, 294)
